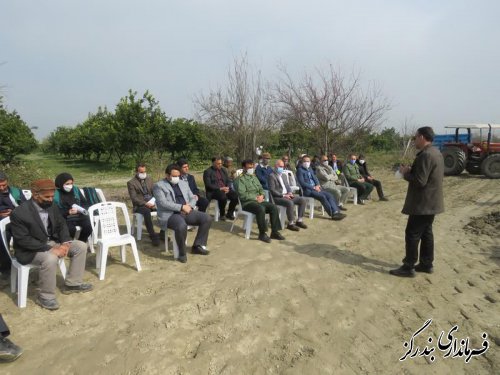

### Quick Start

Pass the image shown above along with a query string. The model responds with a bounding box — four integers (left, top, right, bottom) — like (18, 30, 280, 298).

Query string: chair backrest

(95, 189, 106, 202)
(340, 173, 349, 187)
(0, 217, 13, 261)
(284, 170, 298, 187)
(89, 202, 131, 241)
(22, 190, 32, 200)
(235, 169, 244, 177)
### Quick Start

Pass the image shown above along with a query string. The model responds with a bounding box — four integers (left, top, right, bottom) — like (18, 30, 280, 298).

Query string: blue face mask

(276, 167, 284, 174)
(350, 160, 356, 165)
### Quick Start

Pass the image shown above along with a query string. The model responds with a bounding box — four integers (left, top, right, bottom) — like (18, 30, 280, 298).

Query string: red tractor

(440, 124, 500, 179)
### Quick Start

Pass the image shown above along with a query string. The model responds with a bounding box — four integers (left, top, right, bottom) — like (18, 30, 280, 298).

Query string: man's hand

(357, 178, 365, 183)
(314, 185, 321, 192)
(0, 209, 12, 218)
(181, 204, 192, 214)
(145, 202, 155, 209)
(194, 195, 199, 201)
(256, 195, 264, 203)
(69, 208, 78, 215)
(50, 243, 69, 258)
(220, 187, 229, 193)
(367, 176, 374, 181)
(284, 193, 293, 200)
(399, 165, 411, 175)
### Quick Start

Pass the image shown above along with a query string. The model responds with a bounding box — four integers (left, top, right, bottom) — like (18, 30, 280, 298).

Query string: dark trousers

(367, 179, 384, 198)
(207, 190, 238, 217)
(66, 215, 93, 243)
(166, 211, 213, 257)
(349, 181, 374, 200)
(242, 201, 281, 233)
(273, 196, 306, 222)
(404, 215, 435, 267)
(304, 189, 339, 216)
(196, 197, 209, 212)
(0, 314, 10, 337)
(0, 218, 11, 271)
(134, 206, 158, 239)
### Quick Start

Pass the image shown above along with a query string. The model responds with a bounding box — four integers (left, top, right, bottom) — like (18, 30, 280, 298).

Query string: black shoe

(219, 215, 227, 221)
(415, 264, 433, 274)
(295, 221, 308, 229)
(331, 212, 346, 221)
(339, 205, 348, 211)
(286, 224, 300, 231)
(159, 230, 166, 241)
(270, 231, 285, 240)
(258, 233, 271, 243)
(379, 196, 389, 202)
(36, 297, 60, 310)
(0, 337, 23, 363)
(357, 199, 365, 205)
(62, 283, 93, 295)
(192, 245, 210, 255)
(389, 265, 416, 278)
(152, 237, 161, 246)
(176, 255, 187, 263)
(226, 212, 235, 221)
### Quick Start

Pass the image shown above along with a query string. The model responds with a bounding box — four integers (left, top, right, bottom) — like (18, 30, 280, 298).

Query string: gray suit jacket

(402, 145, 444, 215)
(153, 179, 196, 228)
(127, 176, 154, 209)
(268, 171, 292, 198)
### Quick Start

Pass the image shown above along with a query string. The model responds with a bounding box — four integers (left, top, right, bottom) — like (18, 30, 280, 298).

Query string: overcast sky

(1, 0, 499, 138)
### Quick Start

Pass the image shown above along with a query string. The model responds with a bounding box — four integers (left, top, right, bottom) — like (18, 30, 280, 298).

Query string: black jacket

(203, 167, 230, 192)
(356, 160, 371, 178)
(183, 174, 202, 196)
(10, 200, 71, 265)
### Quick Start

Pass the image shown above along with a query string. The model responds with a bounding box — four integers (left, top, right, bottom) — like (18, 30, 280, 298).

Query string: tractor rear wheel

(481, 154, 500, 179)
(442, 147, 466, 176)
(465, 161, 482, 175)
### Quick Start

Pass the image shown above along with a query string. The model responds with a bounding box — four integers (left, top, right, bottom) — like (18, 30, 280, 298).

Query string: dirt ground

(1, 170, 499, 374)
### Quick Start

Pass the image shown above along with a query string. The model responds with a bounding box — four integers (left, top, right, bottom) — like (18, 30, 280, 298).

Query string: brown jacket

(402, 145, 444, 215)
(127, 176, 155, 209)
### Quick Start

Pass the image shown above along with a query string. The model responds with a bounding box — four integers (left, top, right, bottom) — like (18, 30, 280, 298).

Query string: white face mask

(303, 162, 311, 169)
(63, 184, 73, 192)
(322, 161, 329, 166)
(246, 168, 255, 175)
(170, 176, 180, 185)
(137, 172, 147, 179)
(359, 160, 365, 165)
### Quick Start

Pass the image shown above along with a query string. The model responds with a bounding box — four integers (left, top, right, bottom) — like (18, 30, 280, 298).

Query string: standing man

(0, 172, 26, 276)
(234, 160, 285, 243)
(153, 165, 212, 263)
(268, 160, 307, 231)
(342, 154, 374, 205)
(10, 179, 93, 310)
(0, 314, 23, 362)
(296, 155, 346, 221)
(177, 158, 209, 212)
(203, 157, 238, 221)
(390, 127, 444, 277)
(127, 163, 161, 246)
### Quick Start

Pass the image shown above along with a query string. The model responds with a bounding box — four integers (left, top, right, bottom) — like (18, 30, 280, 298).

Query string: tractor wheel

(481, 154, 500, 179)
(442, 147, 466, 176)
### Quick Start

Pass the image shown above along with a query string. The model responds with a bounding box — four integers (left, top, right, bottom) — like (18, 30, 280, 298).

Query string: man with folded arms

(10, 179, 93, 310)
(268, 160, 307, 231)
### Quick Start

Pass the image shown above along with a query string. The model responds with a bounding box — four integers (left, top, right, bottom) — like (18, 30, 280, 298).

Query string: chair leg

(58, 259, 67, 279)
(18, 268, 29, 308)
(172, 236, 180, 259)
(10, 265, 17, 294)
(98, 244, 109, 281)
(88, 235, 95, 254)
(244, 215, 253, 240)
(230, 215, 237, 232)
(136, 214, 143, 240)
(164, 230, 169, 254)
(130, 241, 142, 272)
(120, 245, 126, 263)
(308, 201, 314, 220)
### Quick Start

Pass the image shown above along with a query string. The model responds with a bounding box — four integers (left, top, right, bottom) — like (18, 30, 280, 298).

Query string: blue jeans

(304, 189, 339, 216)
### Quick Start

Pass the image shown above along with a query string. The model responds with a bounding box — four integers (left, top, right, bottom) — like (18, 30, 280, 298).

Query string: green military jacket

(343, 162, 363, 183)
(234, 173, 264, 207)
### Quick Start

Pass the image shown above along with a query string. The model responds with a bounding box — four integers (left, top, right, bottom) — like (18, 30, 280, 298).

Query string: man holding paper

(127, 163, 161, 246)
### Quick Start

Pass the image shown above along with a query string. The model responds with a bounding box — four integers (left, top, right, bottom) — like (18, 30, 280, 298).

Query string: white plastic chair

(0, 217, 67, 308)
(132, 211, 158, 240)
(230, 197, 257, 239)
(209, 199, 220, 222)
(340, 174, 358, 205)
(277, 205, 287, 230)
(88, 202, 141, 280)
(22, 190, 32, 200)
(283, 171, 300, 193)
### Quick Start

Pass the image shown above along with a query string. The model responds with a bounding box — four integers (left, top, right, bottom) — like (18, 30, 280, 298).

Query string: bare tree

(273, 64, 391, 154)
(194, 54, 275, 161)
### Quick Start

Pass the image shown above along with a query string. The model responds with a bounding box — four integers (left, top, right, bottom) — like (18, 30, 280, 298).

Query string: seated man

(222, 157, 237, 184)
(234, 160, 285, 243)
(10, 179, 93, 310)
(268, 160, 307, 231)
(343, 153, 374, 205)
(296, 155, 346, 220)
(357, 154, 389, 201)
(127, 164, 161, 245)
(315, 155, 350, 210)
(153, 164, 212, 263)
(0, 314, 23, 362)
(0, 172, 26, 276)
(282, 155, 295, 172)
(329, 153, 343, 175)
(203, 157, 238, 220)
(177, 158, 209, 212)
(255, 152, 273, 190)
(54, 172, 93, 243)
